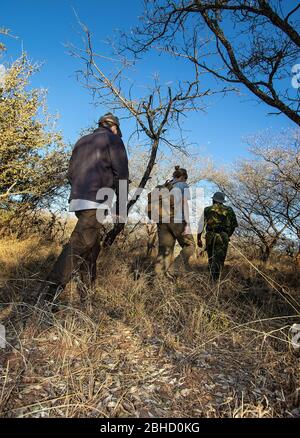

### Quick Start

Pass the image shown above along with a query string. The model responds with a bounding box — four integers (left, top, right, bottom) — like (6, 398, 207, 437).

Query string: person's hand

(197, 234, 203, 248)
(112, 214, 127, 224)
(183, 223, 191, 235)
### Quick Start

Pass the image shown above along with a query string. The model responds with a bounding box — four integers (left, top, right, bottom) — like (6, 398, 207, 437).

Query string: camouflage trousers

(155, 223, 195, 276)
(205, 231, 229, 280)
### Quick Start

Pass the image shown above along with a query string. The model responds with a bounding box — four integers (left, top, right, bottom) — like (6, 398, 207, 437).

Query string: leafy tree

(0, 54, 69, 236)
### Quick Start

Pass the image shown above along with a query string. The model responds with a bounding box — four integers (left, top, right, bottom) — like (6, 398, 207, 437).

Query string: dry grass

(0, 235, 299, 418)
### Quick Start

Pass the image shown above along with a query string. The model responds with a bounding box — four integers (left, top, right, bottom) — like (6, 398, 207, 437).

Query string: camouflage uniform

(203, 203, 238, 280)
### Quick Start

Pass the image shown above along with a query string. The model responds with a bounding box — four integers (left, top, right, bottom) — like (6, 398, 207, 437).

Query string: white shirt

(69, 199, 109, 212)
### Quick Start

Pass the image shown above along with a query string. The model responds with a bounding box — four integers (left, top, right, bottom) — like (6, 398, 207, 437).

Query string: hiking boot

(155, 271, 177, 282)
(164, 271, 176, 281)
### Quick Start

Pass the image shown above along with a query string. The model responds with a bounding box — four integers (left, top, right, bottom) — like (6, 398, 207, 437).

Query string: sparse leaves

(124, 0, 300, 126)
(204, 129, 300, 261)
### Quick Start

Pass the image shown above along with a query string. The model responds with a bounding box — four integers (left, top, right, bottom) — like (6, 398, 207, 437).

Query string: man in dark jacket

(42, 113, 129, 303)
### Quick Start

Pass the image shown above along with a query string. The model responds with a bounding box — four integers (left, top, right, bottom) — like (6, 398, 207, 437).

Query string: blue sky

(1, 0, 296, 165)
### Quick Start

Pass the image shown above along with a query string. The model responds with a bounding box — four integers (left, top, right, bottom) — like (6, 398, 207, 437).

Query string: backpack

(146, 180, 175, 223)
(205, 204, 231, 233)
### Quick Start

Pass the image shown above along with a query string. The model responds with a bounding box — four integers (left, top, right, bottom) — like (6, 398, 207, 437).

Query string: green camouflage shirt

(203, 203, 238, 236)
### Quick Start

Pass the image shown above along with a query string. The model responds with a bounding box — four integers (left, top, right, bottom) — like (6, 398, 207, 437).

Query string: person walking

(197, 192, 238, 280)
(41, 113, 129, 303)
(154, 166, 195, 278)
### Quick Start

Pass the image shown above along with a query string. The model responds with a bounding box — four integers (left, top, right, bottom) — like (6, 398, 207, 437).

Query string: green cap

(212, 192, 226, 203)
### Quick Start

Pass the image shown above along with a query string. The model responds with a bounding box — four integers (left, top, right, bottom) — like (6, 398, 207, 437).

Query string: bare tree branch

(69, 19, 212, 246)
(124, 0, 300, 126)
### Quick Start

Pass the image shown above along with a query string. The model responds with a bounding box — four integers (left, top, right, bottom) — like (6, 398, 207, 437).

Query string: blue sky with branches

(1, 0, 296, 164)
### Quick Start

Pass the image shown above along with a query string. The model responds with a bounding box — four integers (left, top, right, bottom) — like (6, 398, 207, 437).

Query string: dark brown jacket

(67, 127, 129, 203)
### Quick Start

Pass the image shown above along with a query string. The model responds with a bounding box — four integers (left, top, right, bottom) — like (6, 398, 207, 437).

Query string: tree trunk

(260, 245, 271, 263)
(296, 239, 300, 269)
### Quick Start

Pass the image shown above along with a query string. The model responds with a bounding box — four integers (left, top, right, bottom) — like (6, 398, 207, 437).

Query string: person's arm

(197, 209, 206, 247)
(183, 187, 191, 223)
(108, 134, 129, 217)
(108, 135, 129, 183)
(182, 198, 191, 234)
(183, 198, 190, 223)
(182, 185, 191, 233)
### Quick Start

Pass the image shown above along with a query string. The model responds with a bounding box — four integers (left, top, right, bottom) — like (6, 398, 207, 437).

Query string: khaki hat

(98, 113, 122, 137)
(98, 112, 120, 126)
(212, 192, 226, 203)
